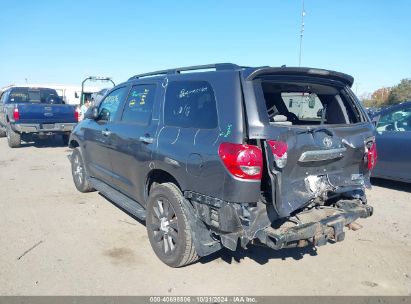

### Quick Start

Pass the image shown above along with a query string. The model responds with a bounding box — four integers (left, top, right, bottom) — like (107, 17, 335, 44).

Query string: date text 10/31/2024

(149, 296, 257, 303)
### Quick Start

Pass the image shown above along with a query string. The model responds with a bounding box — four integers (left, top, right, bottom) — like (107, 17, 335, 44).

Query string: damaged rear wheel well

(146, 169, 181, 199)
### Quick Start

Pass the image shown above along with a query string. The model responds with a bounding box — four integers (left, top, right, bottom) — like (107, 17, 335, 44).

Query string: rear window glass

(164, 81, 218, 129)
(8, 88, 63, 104)
(261, 81, 360, 125)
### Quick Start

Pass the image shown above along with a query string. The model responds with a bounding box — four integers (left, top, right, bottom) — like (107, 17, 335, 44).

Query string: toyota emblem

(323, 137, 333, 148)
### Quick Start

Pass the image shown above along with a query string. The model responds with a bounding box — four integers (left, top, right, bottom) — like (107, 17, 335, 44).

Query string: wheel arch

(145, 169, 183, 201)
(69, 139, 79, 148)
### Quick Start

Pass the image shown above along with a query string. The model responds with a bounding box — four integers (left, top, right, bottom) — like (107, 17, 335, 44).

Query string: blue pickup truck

(0, 86, 79, 148)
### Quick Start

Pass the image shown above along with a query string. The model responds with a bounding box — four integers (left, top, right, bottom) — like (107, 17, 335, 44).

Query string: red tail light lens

(267, 140, 288, 168)
(367, 142, 377, 170)
(13, 107, 19, 121)
(75, 107, 80, 122)
(218, 142, 263, 180)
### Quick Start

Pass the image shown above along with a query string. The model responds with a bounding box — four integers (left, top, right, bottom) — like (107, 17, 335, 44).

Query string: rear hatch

(241, 68, 375, 218)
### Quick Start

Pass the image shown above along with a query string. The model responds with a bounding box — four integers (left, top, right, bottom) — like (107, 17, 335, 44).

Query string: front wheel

(0, 127, 6, 138)
(71, 147, 94, 192)
(7, 125, 21, 148)
(146, 183, 199, 267)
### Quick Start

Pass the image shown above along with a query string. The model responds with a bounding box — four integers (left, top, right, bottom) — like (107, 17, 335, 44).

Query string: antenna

(299, 0, 306, 67)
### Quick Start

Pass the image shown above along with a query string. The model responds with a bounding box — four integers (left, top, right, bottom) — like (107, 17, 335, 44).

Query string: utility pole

(299, 0, 306, 67)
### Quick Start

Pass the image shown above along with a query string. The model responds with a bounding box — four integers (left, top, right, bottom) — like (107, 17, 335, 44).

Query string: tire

(71, 147, 94, 193)
(0, 128, 6, 138)
(7, 125, 21, 148)
(62, 134, 70, 146)
(146, 183, 199, 267)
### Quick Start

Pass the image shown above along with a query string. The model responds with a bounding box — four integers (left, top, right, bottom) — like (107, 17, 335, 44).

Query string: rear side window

(121, 84, 156, 125)
(164, 81, 218, 129)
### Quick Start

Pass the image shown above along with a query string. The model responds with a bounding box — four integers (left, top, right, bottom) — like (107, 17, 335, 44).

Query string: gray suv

(69, 64, 375, 267)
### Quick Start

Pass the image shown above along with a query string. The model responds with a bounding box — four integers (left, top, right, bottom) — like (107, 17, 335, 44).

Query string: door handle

(102, 130, 111, 136)
(139, 135, 154, 144)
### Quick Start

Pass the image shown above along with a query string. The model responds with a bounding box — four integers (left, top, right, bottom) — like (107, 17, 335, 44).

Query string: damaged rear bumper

(254, 200, 373, 250)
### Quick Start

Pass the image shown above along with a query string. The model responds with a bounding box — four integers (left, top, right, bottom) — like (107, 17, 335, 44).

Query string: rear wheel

(146, 183, 199, 267)
(71, 147, 94, 192)
(7, 125, 21, 148)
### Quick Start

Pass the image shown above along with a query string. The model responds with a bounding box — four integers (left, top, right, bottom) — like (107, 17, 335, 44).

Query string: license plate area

(42, 124, 55, 130)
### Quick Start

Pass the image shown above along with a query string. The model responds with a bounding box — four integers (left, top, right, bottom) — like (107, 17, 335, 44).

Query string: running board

(89, 177, 146, 220)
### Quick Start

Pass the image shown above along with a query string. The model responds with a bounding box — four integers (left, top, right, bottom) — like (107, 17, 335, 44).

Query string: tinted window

(121, 84, 156, 125)
(7, 88, 63, 104)
(164, 81, 217, 129)
(376, 106, 411, 132)
(98, 86, 128, 121)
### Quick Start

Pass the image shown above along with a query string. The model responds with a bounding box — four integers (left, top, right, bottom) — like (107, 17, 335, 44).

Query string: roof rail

(128, 63, 242, 80)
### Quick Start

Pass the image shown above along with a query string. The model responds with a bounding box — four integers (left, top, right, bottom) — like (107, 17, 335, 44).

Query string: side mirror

(84, 106, 99, 120)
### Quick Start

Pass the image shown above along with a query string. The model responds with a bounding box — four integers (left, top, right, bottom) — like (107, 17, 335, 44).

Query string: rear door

(82, 85, 129, 184)
(242, 72, 374, 218)
(108, 82, 161, 204)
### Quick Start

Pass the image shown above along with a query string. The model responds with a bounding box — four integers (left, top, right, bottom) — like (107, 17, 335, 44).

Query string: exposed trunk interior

(262, 79, 363, 126)
(256, 77, 374, 219)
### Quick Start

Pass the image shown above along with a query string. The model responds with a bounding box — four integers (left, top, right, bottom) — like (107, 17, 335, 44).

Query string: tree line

(362, 78, 411, 108)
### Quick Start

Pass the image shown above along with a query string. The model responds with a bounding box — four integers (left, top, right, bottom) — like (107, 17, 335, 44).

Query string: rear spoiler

(243, 67, 354, 87)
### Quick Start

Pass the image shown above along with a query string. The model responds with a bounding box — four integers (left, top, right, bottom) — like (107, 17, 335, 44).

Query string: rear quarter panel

(153, 71, 261, 203)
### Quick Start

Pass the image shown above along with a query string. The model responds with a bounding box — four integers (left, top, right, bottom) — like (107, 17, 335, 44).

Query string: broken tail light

(267, 140, 288, 168)
(218, 142, 263, 180)
(13, 107, 19, 121)
(366, 142, 377, 170)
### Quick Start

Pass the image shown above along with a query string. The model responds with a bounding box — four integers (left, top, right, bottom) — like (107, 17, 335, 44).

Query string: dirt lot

(0, 137, 410, 296)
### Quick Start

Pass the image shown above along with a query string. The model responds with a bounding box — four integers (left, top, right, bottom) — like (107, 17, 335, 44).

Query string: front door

(108, 83, 160, 205)
(82, 86, 129, 184)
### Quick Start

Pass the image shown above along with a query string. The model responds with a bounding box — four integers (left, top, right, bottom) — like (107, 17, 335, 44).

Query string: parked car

(371, 101, 411, 183)
(69, 64, 375, 267)
(0, 87, 80, 147)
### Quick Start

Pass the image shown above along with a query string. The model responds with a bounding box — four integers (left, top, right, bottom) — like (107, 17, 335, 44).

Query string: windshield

(8, 88, 63, 104)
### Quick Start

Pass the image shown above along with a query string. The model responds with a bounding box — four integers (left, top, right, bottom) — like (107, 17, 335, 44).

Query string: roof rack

(128, 63, 242, 80)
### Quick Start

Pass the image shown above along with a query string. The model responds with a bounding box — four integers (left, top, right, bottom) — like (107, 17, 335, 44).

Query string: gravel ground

(0, 137, 410, 295)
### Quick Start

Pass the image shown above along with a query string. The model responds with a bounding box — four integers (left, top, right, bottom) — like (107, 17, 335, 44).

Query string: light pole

(299, 0, 306, 67)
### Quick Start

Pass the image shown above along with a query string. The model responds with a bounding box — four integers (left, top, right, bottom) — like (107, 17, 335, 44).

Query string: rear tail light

(267, 140, 288, 168)
(366, 142, 377, 170)
(218, 142, 263, 180)
(13, 107, 19, 121)
(75, 107, 81, 122)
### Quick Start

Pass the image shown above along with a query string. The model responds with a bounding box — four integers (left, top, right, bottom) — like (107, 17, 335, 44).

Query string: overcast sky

(1, 0, 410, 96)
